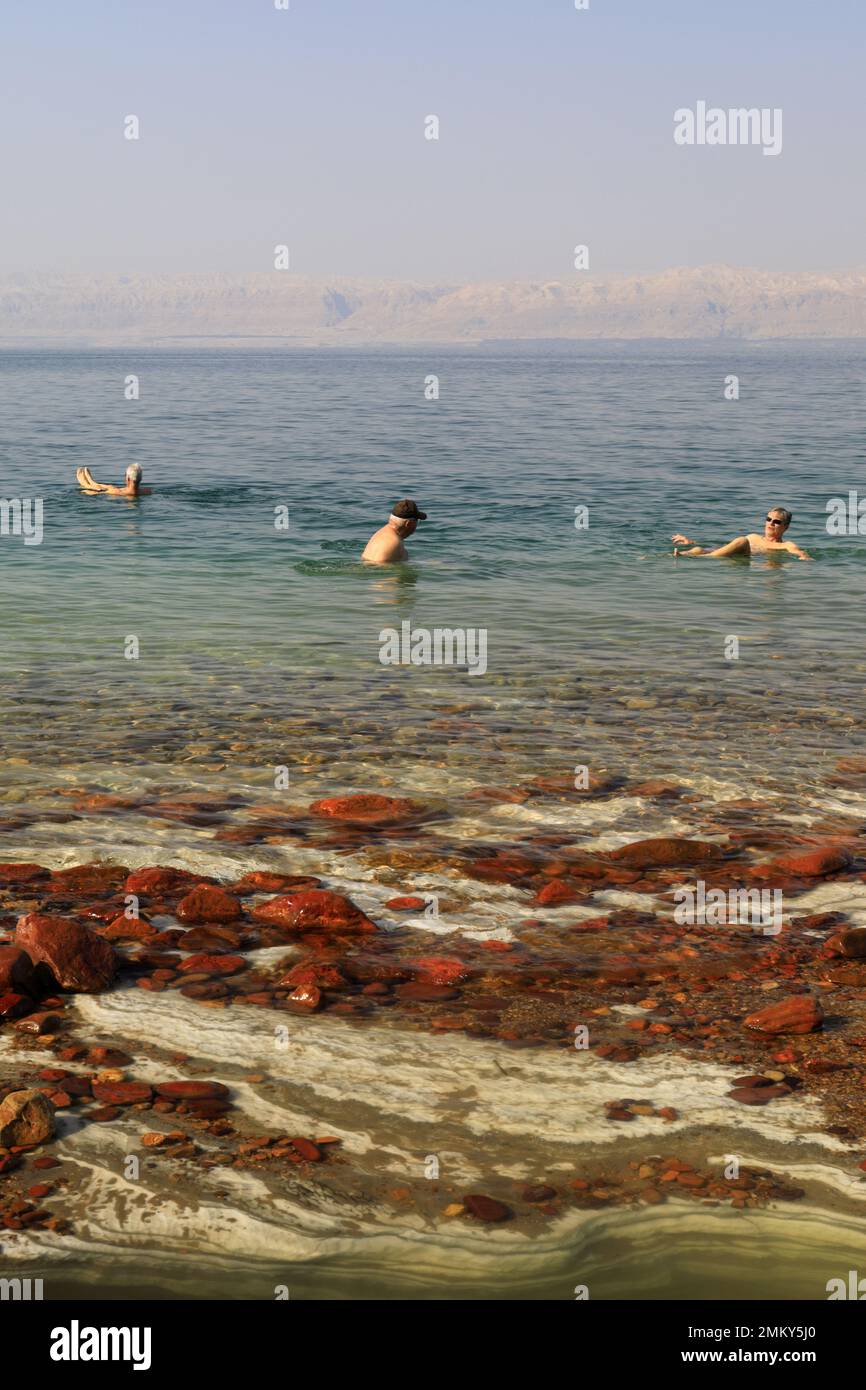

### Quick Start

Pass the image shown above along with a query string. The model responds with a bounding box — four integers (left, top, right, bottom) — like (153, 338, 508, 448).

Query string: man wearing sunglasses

(672, 507, 811, 559)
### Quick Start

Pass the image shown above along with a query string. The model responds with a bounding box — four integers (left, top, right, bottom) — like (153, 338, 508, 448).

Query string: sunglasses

(765, 516, 786, 525)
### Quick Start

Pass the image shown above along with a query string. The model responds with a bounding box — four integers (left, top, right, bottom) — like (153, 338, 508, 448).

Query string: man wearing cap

(362, 499, 428, 564)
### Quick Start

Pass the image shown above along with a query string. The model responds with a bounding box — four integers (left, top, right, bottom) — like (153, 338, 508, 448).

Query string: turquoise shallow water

(0, 341, 864, 790)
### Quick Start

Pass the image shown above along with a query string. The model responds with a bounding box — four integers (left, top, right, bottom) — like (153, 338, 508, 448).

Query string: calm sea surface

(0, 342, 864, 796)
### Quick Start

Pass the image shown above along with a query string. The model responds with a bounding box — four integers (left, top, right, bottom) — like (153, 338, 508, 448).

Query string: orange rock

(771, 847, 851, 877)
(744, 994, 824, 1035)
(308, 794, 423, 825)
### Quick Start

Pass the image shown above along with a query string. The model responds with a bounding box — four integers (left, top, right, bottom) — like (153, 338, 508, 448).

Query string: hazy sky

(1, 0, 863, 279)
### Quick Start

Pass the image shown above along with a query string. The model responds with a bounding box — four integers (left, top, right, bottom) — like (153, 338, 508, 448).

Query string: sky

(1, 0, 863, 280)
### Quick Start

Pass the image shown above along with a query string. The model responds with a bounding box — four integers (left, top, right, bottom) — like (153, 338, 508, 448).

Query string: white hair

(126, 464, 143, 484)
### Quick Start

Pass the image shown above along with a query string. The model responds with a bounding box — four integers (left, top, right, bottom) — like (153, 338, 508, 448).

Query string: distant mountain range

(3, 266, 866, 344)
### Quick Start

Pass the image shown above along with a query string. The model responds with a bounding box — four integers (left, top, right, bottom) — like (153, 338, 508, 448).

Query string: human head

(126, 463, 143, 493)
(389, 497, 427, 538)
(765, 506, 792, 538)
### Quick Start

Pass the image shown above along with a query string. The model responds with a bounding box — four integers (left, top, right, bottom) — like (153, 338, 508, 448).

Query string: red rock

(15, 914, 117, 993)
(32, 1156, 61, 1169)
(175, 884, 243, 924)
(744, 995, 824, 1035)
(771, 847, 851, 877)
(285, 984, 322, 1011)
(88, 1046, 133, 1067)
(124, 866, 207, 896)
(823, 930, 866, 959)
(535, 878, 585, 906)
(0, 863, 49, 886)
(463, 1193, 511, 1223)
(0, 993, 32, 1019)
(308, 794, 423, 825)
(407, 957, 471, 986)
(47, 864, 128, 895)
(279, 960, 346, 990)
(155, 1081, 229, 1100)
(608, 838, 725, 869)
(89, 1105, 121, 1121)
(230, 872, 322, 895)
(102, 916, 156, 942)
(385, 896, 427, 911)
(91, 1081, 153, 1105)
(252, 889, 376, 935)
(14, 1011, 63, 1035)
(522, 1184, 557, 1202)
(465, 853, 537, 884)
(178, 953, 246, 976)
(0, 945, 36, 996)
(289, 1137, 322, 1161)
(396, 982, 460, 1002)
(570, 916, 610, 933)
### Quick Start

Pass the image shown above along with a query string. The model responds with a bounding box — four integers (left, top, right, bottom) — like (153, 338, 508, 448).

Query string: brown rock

(728, 1085, 791, 1105)
(823, 930, 866, 959)
(463, 1193, 511, 1223)
(180, 980, 230, 999)
(0, 1090, 55, 1146)
(88, 1047, 134, 1067)
(0, 993, 32, 1019)
(608, 838, 725, 869)
(16, 914, 117, 993)
(175, 884, 243, 924)
(0, 945, 36, 996)
(154, 1081, 229, 1100)
(0, 863, 49, 886)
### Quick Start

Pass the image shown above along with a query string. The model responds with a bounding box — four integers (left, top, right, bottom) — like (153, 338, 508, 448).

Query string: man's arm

(785, 541, 812, 560)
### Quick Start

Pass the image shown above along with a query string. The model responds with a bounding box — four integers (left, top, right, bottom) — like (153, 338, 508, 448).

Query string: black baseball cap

(392, 498, 428, 520)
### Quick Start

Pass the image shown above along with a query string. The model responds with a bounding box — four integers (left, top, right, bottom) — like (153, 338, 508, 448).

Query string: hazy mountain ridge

(3, 267, 866, 343)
